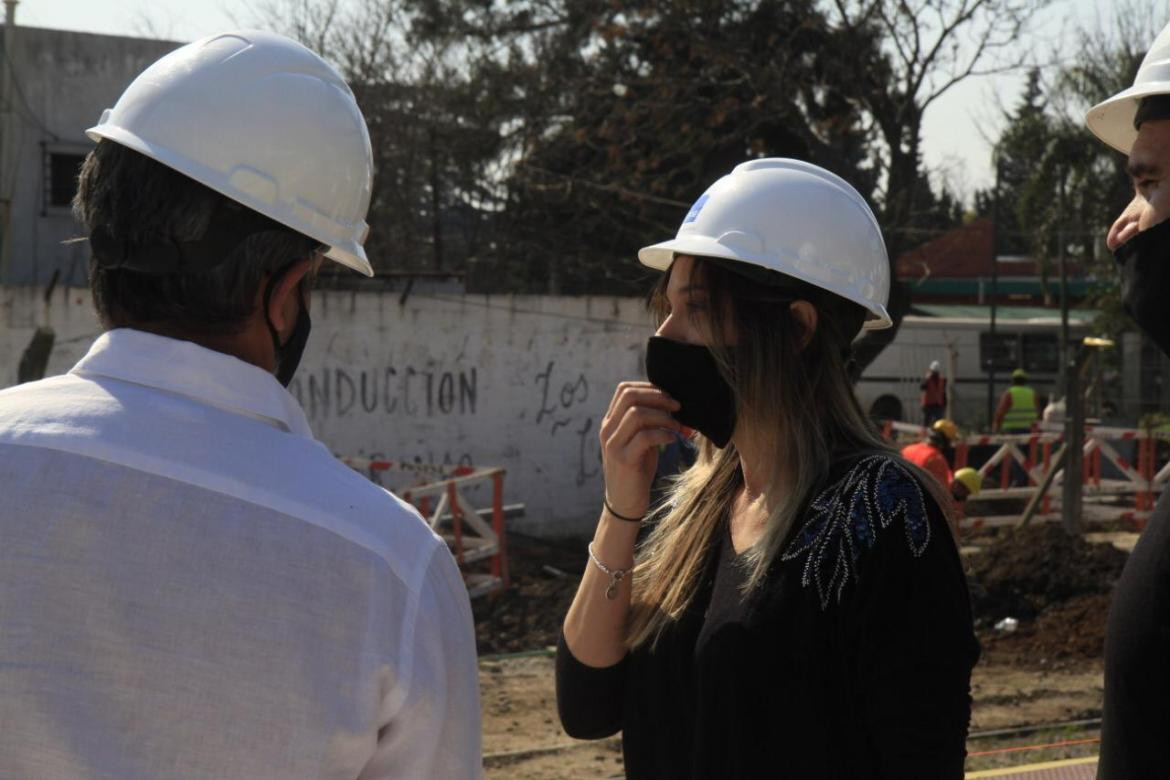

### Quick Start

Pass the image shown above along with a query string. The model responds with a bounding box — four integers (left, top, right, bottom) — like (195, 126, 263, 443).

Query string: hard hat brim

(1085, 82, 1170, 154)
(638, 236, 893, 330)
(87, 123, 375, 278)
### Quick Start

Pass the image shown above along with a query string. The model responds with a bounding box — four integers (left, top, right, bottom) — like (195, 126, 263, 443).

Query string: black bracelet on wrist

(603, 497, 644, 523)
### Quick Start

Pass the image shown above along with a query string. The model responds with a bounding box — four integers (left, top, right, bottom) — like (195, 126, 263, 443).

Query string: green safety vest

(1003, 385, 1037, 432)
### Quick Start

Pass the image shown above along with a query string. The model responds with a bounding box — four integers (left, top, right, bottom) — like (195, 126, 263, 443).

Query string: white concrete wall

(0, 286, 654, 537)
(0, 285, 105, 373)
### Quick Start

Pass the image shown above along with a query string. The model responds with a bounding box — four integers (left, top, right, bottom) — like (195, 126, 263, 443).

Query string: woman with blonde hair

(556, 159, 979, 778)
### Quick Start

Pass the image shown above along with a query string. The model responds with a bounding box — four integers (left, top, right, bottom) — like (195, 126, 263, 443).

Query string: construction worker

(945, 467, 983, 540)
(0, 32, 481, 778)
(902, 418, 959, 490)
(556, 159, 978, 777)
(920, 359, 948, 426)
(951, 467, 983, 503)
(993, 368, 1039, 433)
(902, 422, 983, 507)
(1086, 20, 1170, 779)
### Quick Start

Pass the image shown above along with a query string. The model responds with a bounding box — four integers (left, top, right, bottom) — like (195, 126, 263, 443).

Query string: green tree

(258, 0, 1028, 324)
(257, 0, 510, 277)
(976, 1, 1158, 338)
(443, 0, 885, 294)
(1048, 1, 1154, 339)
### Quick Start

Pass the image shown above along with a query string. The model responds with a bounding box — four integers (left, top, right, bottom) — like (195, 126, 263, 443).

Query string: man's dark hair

(1135, 94, 1170, 130)
(73, 141, 319, 335)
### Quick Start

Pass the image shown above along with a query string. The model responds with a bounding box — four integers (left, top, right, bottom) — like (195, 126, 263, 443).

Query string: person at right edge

(555, 159, 980, 778)
(1086, 20, 1170, 780)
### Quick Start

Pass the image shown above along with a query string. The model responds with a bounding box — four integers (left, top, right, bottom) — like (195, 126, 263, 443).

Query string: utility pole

(428, 124, 443, 272)
(987, 153, 1001, 428)
(1062, 352, 1084, 535)
(0, 1, 17, 283)
(946, 339, 958, 421)
(1063, 338, 1114, 535)
(1057, 166, 1070, 400)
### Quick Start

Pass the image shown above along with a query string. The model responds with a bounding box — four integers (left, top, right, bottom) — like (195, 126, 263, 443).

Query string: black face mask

(1114, 216, 1170, 358)
(263, 270, 312, 387)
(645, 336, 737, 448)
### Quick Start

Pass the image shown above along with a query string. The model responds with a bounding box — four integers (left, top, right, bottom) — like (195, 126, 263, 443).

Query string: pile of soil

(968, 524, 1128, 666)
(969, 523, 1127, 621)
(981, 592, 1113, 666)
(472, 533, 585, 655)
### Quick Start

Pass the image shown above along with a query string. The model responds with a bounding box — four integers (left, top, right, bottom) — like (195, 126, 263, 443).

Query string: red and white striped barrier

(882, 420, 1166, 530)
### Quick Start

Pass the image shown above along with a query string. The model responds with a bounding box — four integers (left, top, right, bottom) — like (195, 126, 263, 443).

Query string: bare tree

(827, 0, 1053, 374)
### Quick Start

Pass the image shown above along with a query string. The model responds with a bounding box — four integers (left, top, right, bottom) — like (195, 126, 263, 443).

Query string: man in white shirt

(0, 31, 481, 779)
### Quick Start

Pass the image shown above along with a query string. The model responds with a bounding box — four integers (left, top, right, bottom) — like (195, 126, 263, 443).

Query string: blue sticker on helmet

(683, 193, 709, 224)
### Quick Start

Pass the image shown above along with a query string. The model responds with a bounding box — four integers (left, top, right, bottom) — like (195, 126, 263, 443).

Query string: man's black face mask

(1114, 215, 1170, 358)
(263, 267, 312, 387)
(644, 336, 737, 448)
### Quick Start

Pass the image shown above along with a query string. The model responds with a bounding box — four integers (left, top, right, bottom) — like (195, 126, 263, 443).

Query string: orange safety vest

(901, 442, 953, 488)
(921, 374, 946, 408)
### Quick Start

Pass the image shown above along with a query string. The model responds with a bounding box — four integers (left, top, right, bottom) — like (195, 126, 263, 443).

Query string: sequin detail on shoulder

(781, 455, 932, 609)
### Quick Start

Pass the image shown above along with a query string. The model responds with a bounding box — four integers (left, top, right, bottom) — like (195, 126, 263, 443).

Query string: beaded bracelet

(587, 542, 631, 600)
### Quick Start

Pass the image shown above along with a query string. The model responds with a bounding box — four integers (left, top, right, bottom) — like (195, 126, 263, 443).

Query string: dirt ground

(473, 526, 1124, 778)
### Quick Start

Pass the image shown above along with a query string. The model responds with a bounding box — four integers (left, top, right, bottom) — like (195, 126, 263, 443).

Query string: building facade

(0, 24, 178, 286)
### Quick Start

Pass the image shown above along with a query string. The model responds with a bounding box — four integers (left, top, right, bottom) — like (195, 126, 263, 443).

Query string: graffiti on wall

(530, 359, 601, 487)
(289, 365, 478, 420)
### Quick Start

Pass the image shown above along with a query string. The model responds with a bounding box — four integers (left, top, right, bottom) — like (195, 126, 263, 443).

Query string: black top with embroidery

(556, 453, 980, 779)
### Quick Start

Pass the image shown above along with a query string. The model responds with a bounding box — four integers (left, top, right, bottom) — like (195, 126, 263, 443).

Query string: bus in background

(856, 305, 1095, 431)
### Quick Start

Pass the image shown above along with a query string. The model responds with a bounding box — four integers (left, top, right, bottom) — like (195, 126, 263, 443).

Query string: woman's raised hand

(599, 381, 682, 519)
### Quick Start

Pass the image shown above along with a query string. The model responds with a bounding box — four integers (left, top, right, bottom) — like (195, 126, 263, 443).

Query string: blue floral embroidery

(781, 455, 931, 609)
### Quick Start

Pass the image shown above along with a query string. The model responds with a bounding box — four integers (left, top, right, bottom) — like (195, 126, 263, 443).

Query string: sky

(15, 0, 1137, 202)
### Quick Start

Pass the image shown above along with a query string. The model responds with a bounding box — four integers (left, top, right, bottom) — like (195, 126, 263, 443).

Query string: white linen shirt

(0, 329, 482, 779)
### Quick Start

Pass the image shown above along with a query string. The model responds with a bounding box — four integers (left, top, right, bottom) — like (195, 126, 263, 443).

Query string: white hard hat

(638, 158, 891, 329)
(1086, 21, 1170, 154)
(87, 30, 374, 276)
(930, 360, 941, 372)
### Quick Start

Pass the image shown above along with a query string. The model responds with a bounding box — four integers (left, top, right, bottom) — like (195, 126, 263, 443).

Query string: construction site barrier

(342, 457, 513, 598)
(882, 420, 1169, 532)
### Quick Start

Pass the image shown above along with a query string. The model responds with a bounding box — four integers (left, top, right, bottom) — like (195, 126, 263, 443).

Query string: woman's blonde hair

(626, 257, 952, 649)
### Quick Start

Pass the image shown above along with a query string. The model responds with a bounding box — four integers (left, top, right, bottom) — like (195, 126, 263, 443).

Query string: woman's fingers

(602, 425, 679, 518)
(599, 382, 683, 518)
(604, 381, 657, 418)
(601, 384, 680, 441)
(626, 428, 679, 456)
(606, 405, 680, 454)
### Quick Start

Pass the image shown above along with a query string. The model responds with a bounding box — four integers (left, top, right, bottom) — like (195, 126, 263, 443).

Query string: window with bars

(979, 333, 1019, 372)
(980, 332, 1062, 374)
(1021, 333, 1060, 374)
(46, 152, 86, 209)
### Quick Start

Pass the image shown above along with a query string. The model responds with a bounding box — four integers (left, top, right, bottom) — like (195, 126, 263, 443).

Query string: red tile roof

(896, 218, 996, 280)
